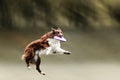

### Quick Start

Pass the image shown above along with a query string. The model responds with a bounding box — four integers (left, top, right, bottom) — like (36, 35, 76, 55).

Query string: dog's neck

(48, 38, 60, 46)
(40, 31, 61, 47)
(40, 31, 53, 42)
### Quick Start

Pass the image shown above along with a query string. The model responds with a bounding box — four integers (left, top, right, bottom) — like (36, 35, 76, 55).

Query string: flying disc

(54, 36, 67, 42)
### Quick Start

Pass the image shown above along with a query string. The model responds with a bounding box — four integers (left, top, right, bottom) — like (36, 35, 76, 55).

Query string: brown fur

(21, 28, 63, 75)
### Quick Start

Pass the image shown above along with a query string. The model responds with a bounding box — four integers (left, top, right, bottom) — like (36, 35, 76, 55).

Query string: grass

(1, 62, 120, 80)
(0, 30, 120, 80)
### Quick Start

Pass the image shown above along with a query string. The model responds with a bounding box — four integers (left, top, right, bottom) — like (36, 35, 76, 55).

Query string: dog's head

(51, 28, 66, 42)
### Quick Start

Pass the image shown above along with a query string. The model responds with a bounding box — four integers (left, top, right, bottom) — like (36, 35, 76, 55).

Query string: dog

(21, 27, 71, 75)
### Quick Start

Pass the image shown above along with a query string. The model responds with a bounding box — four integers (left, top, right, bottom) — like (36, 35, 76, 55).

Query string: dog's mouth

(54, 36, 67, 42)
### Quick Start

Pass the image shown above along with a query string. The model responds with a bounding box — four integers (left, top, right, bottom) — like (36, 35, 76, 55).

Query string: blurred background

(1, 0, 120, 80)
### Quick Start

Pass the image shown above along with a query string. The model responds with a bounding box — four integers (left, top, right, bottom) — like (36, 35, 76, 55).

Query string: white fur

(35, 38, 68, 57)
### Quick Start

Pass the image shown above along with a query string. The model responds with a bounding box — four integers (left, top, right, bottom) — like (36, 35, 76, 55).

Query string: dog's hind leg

(25, 58, 31, 69)
(35, 55, 45, 75)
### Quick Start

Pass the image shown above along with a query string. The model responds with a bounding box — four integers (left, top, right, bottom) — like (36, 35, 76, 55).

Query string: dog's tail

(21, 54, 26, 60)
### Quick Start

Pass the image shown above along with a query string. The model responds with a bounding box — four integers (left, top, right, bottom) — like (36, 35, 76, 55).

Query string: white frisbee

(54, 36, 67, 42)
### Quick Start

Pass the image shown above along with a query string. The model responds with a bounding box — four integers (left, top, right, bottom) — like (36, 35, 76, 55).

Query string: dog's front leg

(55, 48, 71, 55)
(63, 50, 71, 55)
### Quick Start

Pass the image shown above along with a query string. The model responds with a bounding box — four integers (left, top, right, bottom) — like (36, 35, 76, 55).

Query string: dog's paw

(27, 66, 31, 70)
(41, 71, 45, 75)
(64, 51, 71, 55)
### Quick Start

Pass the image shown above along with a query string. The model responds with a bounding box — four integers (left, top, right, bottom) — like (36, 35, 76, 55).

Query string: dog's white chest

(35, 38, 60, 56)
(48, 38, 61, 49)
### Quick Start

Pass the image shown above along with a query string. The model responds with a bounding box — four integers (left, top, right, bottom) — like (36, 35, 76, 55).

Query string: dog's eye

(52, 31, 56, 34)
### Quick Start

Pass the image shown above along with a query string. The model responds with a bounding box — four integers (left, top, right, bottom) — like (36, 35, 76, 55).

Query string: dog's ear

(51, 27, 56, 31)
(51, 27, 56, 34)
(57, 27, 61, 30)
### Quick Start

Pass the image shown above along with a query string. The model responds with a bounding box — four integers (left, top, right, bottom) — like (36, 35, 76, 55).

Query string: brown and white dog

(21, 28, 71, 75)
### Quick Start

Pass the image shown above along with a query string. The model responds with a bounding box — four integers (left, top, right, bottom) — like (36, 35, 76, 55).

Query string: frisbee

(54, 36, 67, 42)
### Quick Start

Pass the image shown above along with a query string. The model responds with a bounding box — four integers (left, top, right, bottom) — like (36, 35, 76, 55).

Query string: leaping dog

(21, 28, 71, 75)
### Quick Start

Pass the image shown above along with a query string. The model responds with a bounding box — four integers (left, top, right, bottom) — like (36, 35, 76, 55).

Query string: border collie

(21, 28, 71, 75)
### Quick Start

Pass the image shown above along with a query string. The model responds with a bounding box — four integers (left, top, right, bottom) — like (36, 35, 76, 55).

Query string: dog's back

(22, 36, 49, 60)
